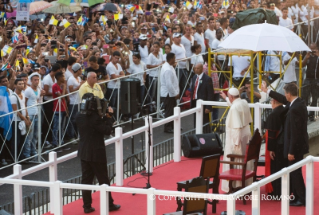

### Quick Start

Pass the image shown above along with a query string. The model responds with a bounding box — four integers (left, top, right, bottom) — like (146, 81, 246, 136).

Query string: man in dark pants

(262, 82, 309, 206)
(265, 98, 287, 197)
(301, 43, 319, 121)
(160, 53, 179, 133)
(76, 93, 120, 213)
(191, 63, 214, 133)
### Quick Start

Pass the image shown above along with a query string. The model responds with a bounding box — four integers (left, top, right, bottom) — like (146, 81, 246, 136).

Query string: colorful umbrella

(43, 1, 81, 14)
(91, 3, 118, 13)
(29, 1, 52, 15)
(58, 0, 103, 7)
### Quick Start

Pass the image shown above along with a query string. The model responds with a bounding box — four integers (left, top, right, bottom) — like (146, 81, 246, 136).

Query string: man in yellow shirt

(79, 72, 104, 99)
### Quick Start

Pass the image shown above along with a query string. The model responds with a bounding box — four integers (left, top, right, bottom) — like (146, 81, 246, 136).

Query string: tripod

(123, 114, 145, 176)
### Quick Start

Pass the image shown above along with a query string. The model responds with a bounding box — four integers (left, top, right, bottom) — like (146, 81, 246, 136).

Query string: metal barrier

(0, 53, 208, 170)
(1, 100, 319, 215)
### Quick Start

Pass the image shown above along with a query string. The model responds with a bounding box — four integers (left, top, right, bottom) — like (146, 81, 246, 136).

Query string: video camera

(80, 93, 110, 118)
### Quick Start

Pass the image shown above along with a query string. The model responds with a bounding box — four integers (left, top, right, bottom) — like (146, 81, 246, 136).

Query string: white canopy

(219, 23, 311, 52)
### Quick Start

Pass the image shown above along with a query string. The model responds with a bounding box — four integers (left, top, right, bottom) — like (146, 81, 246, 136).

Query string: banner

(16, 3, 30, 21)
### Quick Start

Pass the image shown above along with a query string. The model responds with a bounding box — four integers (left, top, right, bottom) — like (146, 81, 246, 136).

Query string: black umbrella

(91, 3, 118, 13)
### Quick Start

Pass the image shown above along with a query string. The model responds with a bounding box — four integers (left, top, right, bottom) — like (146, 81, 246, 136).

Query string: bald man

(191, 63, 214, 133)
(220, 88, 253, 192)
(79, 72, 104, 100)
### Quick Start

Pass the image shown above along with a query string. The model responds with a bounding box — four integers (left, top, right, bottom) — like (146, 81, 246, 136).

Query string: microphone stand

(141, 105, 153, 189)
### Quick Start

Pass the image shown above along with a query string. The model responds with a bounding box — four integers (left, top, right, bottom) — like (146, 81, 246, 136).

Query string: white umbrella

(43, 1, 81, 14)
(219, 23, 310, 52)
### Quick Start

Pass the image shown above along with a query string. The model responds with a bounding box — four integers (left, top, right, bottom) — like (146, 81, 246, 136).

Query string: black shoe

(84, 207, 95, 213)
(109, 204, 121, 211)
(290, 200, 305, 206)
(164, 129, 173, 133)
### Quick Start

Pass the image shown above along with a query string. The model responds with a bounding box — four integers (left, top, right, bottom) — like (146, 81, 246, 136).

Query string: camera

(80, 93, 110, 118)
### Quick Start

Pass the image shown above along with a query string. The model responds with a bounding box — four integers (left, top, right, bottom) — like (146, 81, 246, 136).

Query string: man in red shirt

(51, 72, 73, 148)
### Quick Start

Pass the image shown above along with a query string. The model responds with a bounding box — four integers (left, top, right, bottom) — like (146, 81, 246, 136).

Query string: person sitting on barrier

(76, 93, 120, 213)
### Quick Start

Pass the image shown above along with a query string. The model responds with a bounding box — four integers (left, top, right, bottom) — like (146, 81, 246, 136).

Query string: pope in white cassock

(220, 88, 253, 193)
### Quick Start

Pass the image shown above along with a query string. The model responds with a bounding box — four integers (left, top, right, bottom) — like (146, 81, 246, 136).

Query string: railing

(1, 100, 319, 215)
(0, 52, 209, 170)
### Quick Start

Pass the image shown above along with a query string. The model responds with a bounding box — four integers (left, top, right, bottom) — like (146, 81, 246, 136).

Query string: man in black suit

(261, 82, 309, 206)
(191, 63, 214, 133)
(76, 93, 120, 213)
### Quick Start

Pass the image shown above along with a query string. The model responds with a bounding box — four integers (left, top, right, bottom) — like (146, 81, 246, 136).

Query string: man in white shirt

(283, 52, 299, 84)
(160, 53, 179, 133)
(67, 63, 84, 143)
(194, 22, 206, 54)
(42, 64, 60, 145)
(205, 17, 216, 51)
(171, 33, 187, 96)
(228, 55, 251, 88)
(10, 79, 31, 160)
(181, 25, 194, 58)
(23, 73, 45, 159)
(138, 35, 149, 64)
(264, 50, 281, 83)
(106, 51, 125, 109)
(279, 8, 294, 30)
(64, 57, 77, 81)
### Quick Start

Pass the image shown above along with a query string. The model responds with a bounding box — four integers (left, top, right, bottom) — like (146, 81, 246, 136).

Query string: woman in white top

(127, 53, 147, 104)
(146, 42, 164, 111)
(190, 44, 204, 71)
(163, 44, 171, 62)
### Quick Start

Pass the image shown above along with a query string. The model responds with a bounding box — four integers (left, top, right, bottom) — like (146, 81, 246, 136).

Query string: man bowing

(220, 88, 253, 193)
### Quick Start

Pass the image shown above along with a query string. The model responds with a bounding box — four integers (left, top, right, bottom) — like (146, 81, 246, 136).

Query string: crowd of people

(0, 0, 318, 167)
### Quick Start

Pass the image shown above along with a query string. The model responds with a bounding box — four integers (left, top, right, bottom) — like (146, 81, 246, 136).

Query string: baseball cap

(173, 33, 182, 38)
(33, 63, 40, 70)
(72, 63, 82, 72)
(139, 34, 148, 40)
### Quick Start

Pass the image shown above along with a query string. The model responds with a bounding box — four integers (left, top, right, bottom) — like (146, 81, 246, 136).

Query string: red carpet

(44, 157, 319, 215)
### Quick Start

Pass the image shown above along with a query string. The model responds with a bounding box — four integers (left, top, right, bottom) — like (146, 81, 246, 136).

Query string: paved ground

(0, 112, 205, 206)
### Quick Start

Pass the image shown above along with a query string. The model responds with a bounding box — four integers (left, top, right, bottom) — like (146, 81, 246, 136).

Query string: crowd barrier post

(147, 188, 156, 215)
(13, 164, 22, 215)
(251, 184, 260, 215)
(115, 127, 123, 186)
(145, 116, 154, 174)
(306, 160, 314, 215)
(254, 103, 262, 132)
(14, 112, 18, 163)
(227, 195, 236, 215)
(157, 66, 161, 119)
(58, 98, 62, 146)
(37, 105, 42, 162)
(173, 107, 181, 162)
(281, 168, 290, 215)
(195, 100, 203, 134)
(49, 152, 58, 210)
(100, 184, 109, 215)
(51, 181, 62, 215)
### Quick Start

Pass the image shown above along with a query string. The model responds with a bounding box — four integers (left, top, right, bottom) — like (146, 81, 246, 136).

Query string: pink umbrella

(29, 1, 52, 15)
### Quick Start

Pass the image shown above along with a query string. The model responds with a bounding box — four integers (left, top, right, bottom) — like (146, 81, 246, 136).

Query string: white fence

(1, 100, 319, 215)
